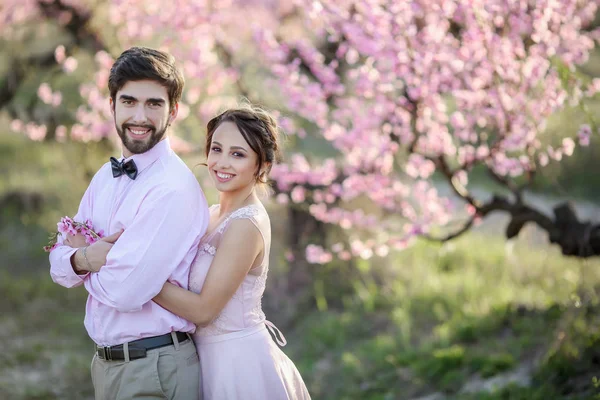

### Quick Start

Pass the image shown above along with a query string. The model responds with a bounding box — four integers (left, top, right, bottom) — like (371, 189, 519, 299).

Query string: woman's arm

(153, 218, 263, 326)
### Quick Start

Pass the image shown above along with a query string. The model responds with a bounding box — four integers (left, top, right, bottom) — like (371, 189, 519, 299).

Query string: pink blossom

(290, 186, 306, 203)
(562, 138, 575, 157)
(63, 57, 78, 74)
(57, 221, 69, 234)
(37, 83, 53, 104)
(578, 124, 592, 146)
(54, 45, 66, 63)
(305, 244, 332, 264)
(10, 119, 23, 133)
(276, 193, 289, 205)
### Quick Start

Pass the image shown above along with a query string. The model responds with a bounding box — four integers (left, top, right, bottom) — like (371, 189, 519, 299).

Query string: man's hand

(64, 233, 88, 248)
(71, 230, 124, 274)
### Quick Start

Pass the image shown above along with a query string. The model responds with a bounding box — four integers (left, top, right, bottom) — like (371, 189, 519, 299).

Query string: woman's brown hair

(205, 103, 283, 184)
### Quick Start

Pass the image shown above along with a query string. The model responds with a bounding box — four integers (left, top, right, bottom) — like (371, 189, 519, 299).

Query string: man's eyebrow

(146, 98, 166, 104)
(118, 95, 166, 104)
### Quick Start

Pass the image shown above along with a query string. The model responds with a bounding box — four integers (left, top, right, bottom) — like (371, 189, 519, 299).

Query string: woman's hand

(64, 233, 88, 248)
(74, 230, 123, 273)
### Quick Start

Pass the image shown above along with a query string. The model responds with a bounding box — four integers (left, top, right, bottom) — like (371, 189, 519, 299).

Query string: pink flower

(562, 138, 575, 156)
(57, 221, 68, 234)
(85, 234, 98, 245)
(276, 193, 289, 205)
(44, 243, 58, 252)
(54, 45, 66, 64)
(578, 124, 591, 147)
(37, 83, 54, 105)
(63, 57, 78, 74)
(66, 225, 78, 236)
(305, 244, 332, 264)
(290, 186, 306, 203)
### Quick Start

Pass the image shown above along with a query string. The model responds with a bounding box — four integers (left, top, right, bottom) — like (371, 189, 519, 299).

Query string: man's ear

(109, 98, 115, 116)
(168, 103, 179, 125)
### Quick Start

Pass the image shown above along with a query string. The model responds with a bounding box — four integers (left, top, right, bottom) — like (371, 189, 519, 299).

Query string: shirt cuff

(50, 246, 89, 287)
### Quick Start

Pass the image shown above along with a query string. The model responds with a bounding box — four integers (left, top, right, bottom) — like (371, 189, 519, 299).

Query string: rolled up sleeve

(49, 180, 94, 287)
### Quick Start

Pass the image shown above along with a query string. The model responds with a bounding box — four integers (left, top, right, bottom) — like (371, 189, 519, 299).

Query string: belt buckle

(99, 346, 112, 360)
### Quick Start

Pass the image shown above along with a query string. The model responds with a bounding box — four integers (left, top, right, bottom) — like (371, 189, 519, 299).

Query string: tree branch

(486, 166, 523, 204)
(0, 0, 106, 110)
(424, 193, 600, 258)
(422, 217, 476, 242)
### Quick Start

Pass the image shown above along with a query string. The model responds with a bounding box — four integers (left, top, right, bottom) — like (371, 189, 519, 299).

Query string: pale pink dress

(189, 204, 311, 400)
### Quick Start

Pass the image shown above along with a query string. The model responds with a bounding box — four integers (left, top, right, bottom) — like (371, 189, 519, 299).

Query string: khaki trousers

(91, 335, 200, 400)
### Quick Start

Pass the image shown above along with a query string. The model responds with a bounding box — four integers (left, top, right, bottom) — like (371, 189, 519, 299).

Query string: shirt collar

(120, 137, 172, 175)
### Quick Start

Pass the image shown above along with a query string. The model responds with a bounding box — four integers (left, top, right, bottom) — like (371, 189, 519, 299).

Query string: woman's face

(207, 121, 259, 194)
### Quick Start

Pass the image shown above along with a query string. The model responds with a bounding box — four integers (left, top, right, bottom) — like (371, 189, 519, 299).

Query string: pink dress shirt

(49, 138, 209, 346)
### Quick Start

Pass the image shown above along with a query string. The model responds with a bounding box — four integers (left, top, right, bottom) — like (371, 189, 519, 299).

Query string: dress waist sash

(195, 321, 287, 346)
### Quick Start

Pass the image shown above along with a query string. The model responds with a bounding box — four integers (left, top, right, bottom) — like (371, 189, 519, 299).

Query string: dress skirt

(194, 323, 311, 400)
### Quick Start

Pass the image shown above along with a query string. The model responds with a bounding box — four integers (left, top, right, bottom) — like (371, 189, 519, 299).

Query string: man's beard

(116, 122, 167, 155)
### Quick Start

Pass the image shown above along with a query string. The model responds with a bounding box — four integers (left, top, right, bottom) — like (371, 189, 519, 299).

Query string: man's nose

(131, 105, 148, 124)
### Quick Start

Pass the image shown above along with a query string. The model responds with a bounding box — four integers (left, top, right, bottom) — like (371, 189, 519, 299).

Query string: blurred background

(2, 1, 600, 399)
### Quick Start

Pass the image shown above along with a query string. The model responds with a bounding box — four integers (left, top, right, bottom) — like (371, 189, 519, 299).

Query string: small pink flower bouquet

(44, 216, 104, 252)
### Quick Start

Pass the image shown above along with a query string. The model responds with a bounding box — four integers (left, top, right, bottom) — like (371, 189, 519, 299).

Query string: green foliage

(281, 234, 600, 399)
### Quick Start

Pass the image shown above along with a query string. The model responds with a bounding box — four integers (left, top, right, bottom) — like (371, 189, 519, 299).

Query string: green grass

(0, 271, 93, 400)
(282, 235, 600, 399)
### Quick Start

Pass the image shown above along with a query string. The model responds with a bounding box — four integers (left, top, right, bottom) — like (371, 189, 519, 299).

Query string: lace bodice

(189, 204, 271, 337)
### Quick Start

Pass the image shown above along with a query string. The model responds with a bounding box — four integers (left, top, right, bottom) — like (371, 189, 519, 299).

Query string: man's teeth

(217, 172, 233, 179)
(129, 128, 149, 135)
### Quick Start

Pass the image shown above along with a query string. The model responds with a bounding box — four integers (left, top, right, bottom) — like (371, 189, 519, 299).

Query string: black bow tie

(110, 157, 138, 180)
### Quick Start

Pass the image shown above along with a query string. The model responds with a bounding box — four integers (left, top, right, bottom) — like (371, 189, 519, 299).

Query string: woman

(154, 105, 311, 399)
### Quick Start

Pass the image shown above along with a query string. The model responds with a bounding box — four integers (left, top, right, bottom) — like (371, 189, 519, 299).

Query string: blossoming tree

(2, 0, 600, 267)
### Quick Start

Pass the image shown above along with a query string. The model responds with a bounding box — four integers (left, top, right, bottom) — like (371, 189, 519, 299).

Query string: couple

(49, 46, 311, 399)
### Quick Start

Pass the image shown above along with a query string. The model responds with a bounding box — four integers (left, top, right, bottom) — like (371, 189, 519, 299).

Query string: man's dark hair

(108, 47, 184, 111)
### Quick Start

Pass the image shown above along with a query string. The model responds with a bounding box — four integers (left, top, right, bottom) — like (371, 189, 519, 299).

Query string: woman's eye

(211, 147, 221, 152)
(233, 152, 245, 158)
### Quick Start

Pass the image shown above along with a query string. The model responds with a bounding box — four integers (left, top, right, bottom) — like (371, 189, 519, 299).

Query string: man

(50, 47, 208, 399)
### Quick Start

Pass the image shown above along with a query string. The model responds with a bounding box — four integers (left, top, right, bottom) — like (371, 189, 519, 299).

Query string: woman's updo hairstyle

(205, 102, 283, 184)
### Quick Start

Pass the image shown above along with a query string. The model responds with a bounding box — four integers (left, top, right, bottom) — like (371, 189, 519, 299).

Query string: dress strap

(265, 320, 287, 347)
(217, 204, 261, 235)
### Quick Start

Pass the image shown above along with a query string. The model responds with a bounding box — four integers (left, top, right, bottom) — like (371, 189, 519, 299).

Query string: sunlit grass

(284, 234, 600, 399)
